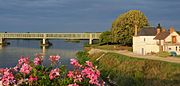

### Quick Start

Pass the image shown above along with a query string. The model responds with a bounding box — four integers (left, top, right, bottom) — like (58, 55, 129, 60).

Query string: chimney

(169, 26, 174, 33)
(156, 28, 161, 35)
(134, 24, 138, 36)
(162, 28, 166, 32)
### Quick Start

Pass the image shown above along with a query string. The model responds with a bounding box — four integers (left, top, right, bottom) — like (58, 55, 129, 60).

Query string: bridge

(0, 32, 101, 45)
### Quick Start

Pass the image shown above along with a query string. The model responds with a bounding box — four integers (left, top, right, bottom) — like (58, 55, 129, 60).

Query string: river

(0, 39, 87, 68)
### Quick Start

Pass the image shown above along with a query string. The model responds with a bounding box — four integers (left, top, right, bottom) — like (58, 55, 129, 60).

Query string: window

(176, 46, 178, 51)
(172, 36, 177, 43)
(144, 38, 146, 42)
(169, 48, 171, 50)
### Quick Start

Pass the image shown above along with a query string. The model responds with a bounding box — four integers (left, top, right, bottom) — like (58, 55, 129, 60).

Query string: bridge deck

(0, 33, 101, 39)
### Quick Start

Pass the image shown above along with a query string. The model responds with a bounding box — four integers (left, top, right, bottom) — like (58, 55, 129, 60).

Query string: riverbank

(89, 48, 180, 64)
(76, 48, 180, 86)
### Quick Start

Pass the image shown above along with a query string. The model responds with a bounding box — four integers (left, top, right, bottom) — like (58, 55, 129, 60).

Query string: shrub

(99, 31, 112, 45)
(127, 48, 133, 52)
(157, 51, 170, 57)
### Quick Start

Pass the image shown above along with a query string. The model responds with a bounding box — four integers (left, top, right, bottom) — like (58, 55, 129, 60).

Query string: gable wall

(164, 31, 180, 55)
(165, 32, 180, 43)
(133, 36, 159, 55)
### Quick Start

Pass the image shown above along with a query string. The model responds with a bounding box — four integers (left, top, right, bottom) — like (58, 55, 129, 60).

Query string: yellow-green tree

(111, 10, 149, 45)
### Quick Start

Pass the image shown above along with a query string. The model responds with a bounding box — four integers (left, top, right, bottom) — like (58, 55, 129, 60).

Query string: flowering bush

(0, 54, 104, 86)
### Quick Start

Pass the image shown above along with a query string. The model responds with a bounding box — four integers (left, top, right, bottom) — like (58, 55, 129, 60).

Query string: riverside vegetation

(76, 50, 180, 86)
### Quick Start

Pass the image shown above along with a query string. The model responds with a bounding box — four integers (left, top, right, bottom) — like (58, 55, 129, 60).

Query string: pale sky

(0, 0, 180, 32)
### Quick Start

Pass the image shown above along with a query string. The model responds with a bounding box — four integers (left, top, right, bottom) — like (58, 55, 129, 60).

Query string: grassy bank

(76, 51, 180, 86)
(84, 44, 132, 51)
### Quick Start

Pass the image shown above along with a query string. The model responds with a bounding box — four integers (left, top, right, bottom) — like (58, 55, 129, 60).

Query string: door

(142, 48, 144, 55)
(172, 36, 176, 43)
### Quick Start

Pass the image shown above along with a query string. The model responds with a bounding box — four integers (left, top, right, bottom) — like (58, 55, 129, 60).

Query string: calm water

(0, 39, 87, 68)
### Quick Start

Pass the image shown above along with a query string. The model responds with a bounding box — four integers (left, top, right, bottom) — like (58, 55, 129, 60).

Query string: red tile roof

(154, 32, 170, 40)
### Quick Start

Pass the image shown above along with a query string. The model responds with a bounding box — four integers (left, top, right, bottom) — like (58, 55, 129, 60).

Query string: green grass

(175, 55, 180, 58)
(157, 51, 170, 57)
(84, 44, 132, 51)
(75, 51, 90, 65)
(76, 51, 180, 86)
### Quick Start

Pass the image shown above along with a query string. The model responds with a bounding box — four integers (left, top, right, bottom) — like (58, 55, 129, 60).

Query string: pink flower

(86, 61, 94, 68)
(33, 54, 44, 66)
(49, 55, 60, 64)
(73, 74, 83, 82)
(70, 59, 82, 67)
(0, 68, 5, 75)
(1, 68, 16, 86)
(81, 67, 100, 85)
(20, 63, 32, 75)
(18, 56, 30, 65)
(34, 57, 41, 65)
(89, 79, 100, 86)
(49, 68, 60, 80)
(12, 66, 19, 72)
(68, 83, 79, 86)
(95, 69, 100, 77)
(28, 75, 38, 82)
(67, 71, 74, 78)
(67, 70, 82, 83)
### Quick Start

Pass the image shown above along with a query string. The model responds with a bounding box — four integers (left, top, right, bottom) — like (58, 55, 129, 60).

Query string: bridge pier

(89, 39, 93, 45)
(89, 34, 93, 45)
(42, 38, 46, 45)
(41, 38, 49, 46)
(0, 38, 3, 45)
(41, 39, 53, 46)
(41, 34, 47, 46)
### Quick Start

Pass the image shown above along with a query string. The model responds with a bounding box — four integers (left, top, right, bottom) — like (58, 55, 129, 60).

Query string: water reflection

(0, 45, 2, 50)
(0, 40, 86, 68)
(42, 45, 46, 55)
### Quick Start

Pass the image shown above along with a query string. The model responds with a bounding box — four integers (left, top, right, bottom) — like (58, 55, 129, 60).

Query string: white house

(133, 26, 180, 55)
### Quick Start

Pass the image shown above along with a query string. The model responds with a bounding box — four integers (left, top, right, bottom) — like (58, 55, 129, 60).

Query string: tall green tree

(111, 10, 149, 46)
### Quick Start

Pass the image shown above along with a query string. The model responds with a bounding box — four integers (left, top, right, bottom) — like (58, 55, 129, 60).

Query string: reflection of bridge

(0, 33, 101, 45)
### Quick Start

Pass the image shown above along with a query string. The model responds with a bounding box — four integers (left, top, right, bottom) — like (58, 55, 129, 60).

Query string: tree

(99, 31, 112, 45)
(111, 10, 149, 46)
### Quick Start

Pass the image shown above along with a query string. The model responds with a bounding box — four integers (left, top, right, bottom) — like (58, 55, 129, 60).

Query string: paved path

(89, 48, 180, 64)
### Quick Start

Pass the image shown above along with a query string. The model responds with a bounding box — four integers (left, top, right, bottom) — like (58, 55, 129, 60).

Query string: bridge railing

(0, 33, 44, 39)
(0, 33, 101, 39)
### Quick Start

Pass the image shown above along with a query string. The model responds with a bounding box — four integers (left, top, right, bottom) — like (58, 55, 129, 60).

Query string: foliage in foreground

(0, 54, 103, 86)
(77, 51, 180, 86)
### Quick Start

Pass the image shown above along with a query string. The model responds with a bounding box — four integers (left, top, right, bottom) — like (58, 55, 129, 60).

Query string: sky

(0, 0, 180, 32)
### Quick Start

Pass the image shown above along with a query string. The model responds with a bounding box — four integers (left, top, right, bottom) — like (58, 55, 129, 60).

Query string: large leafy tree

(111, 10, 149, 45)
